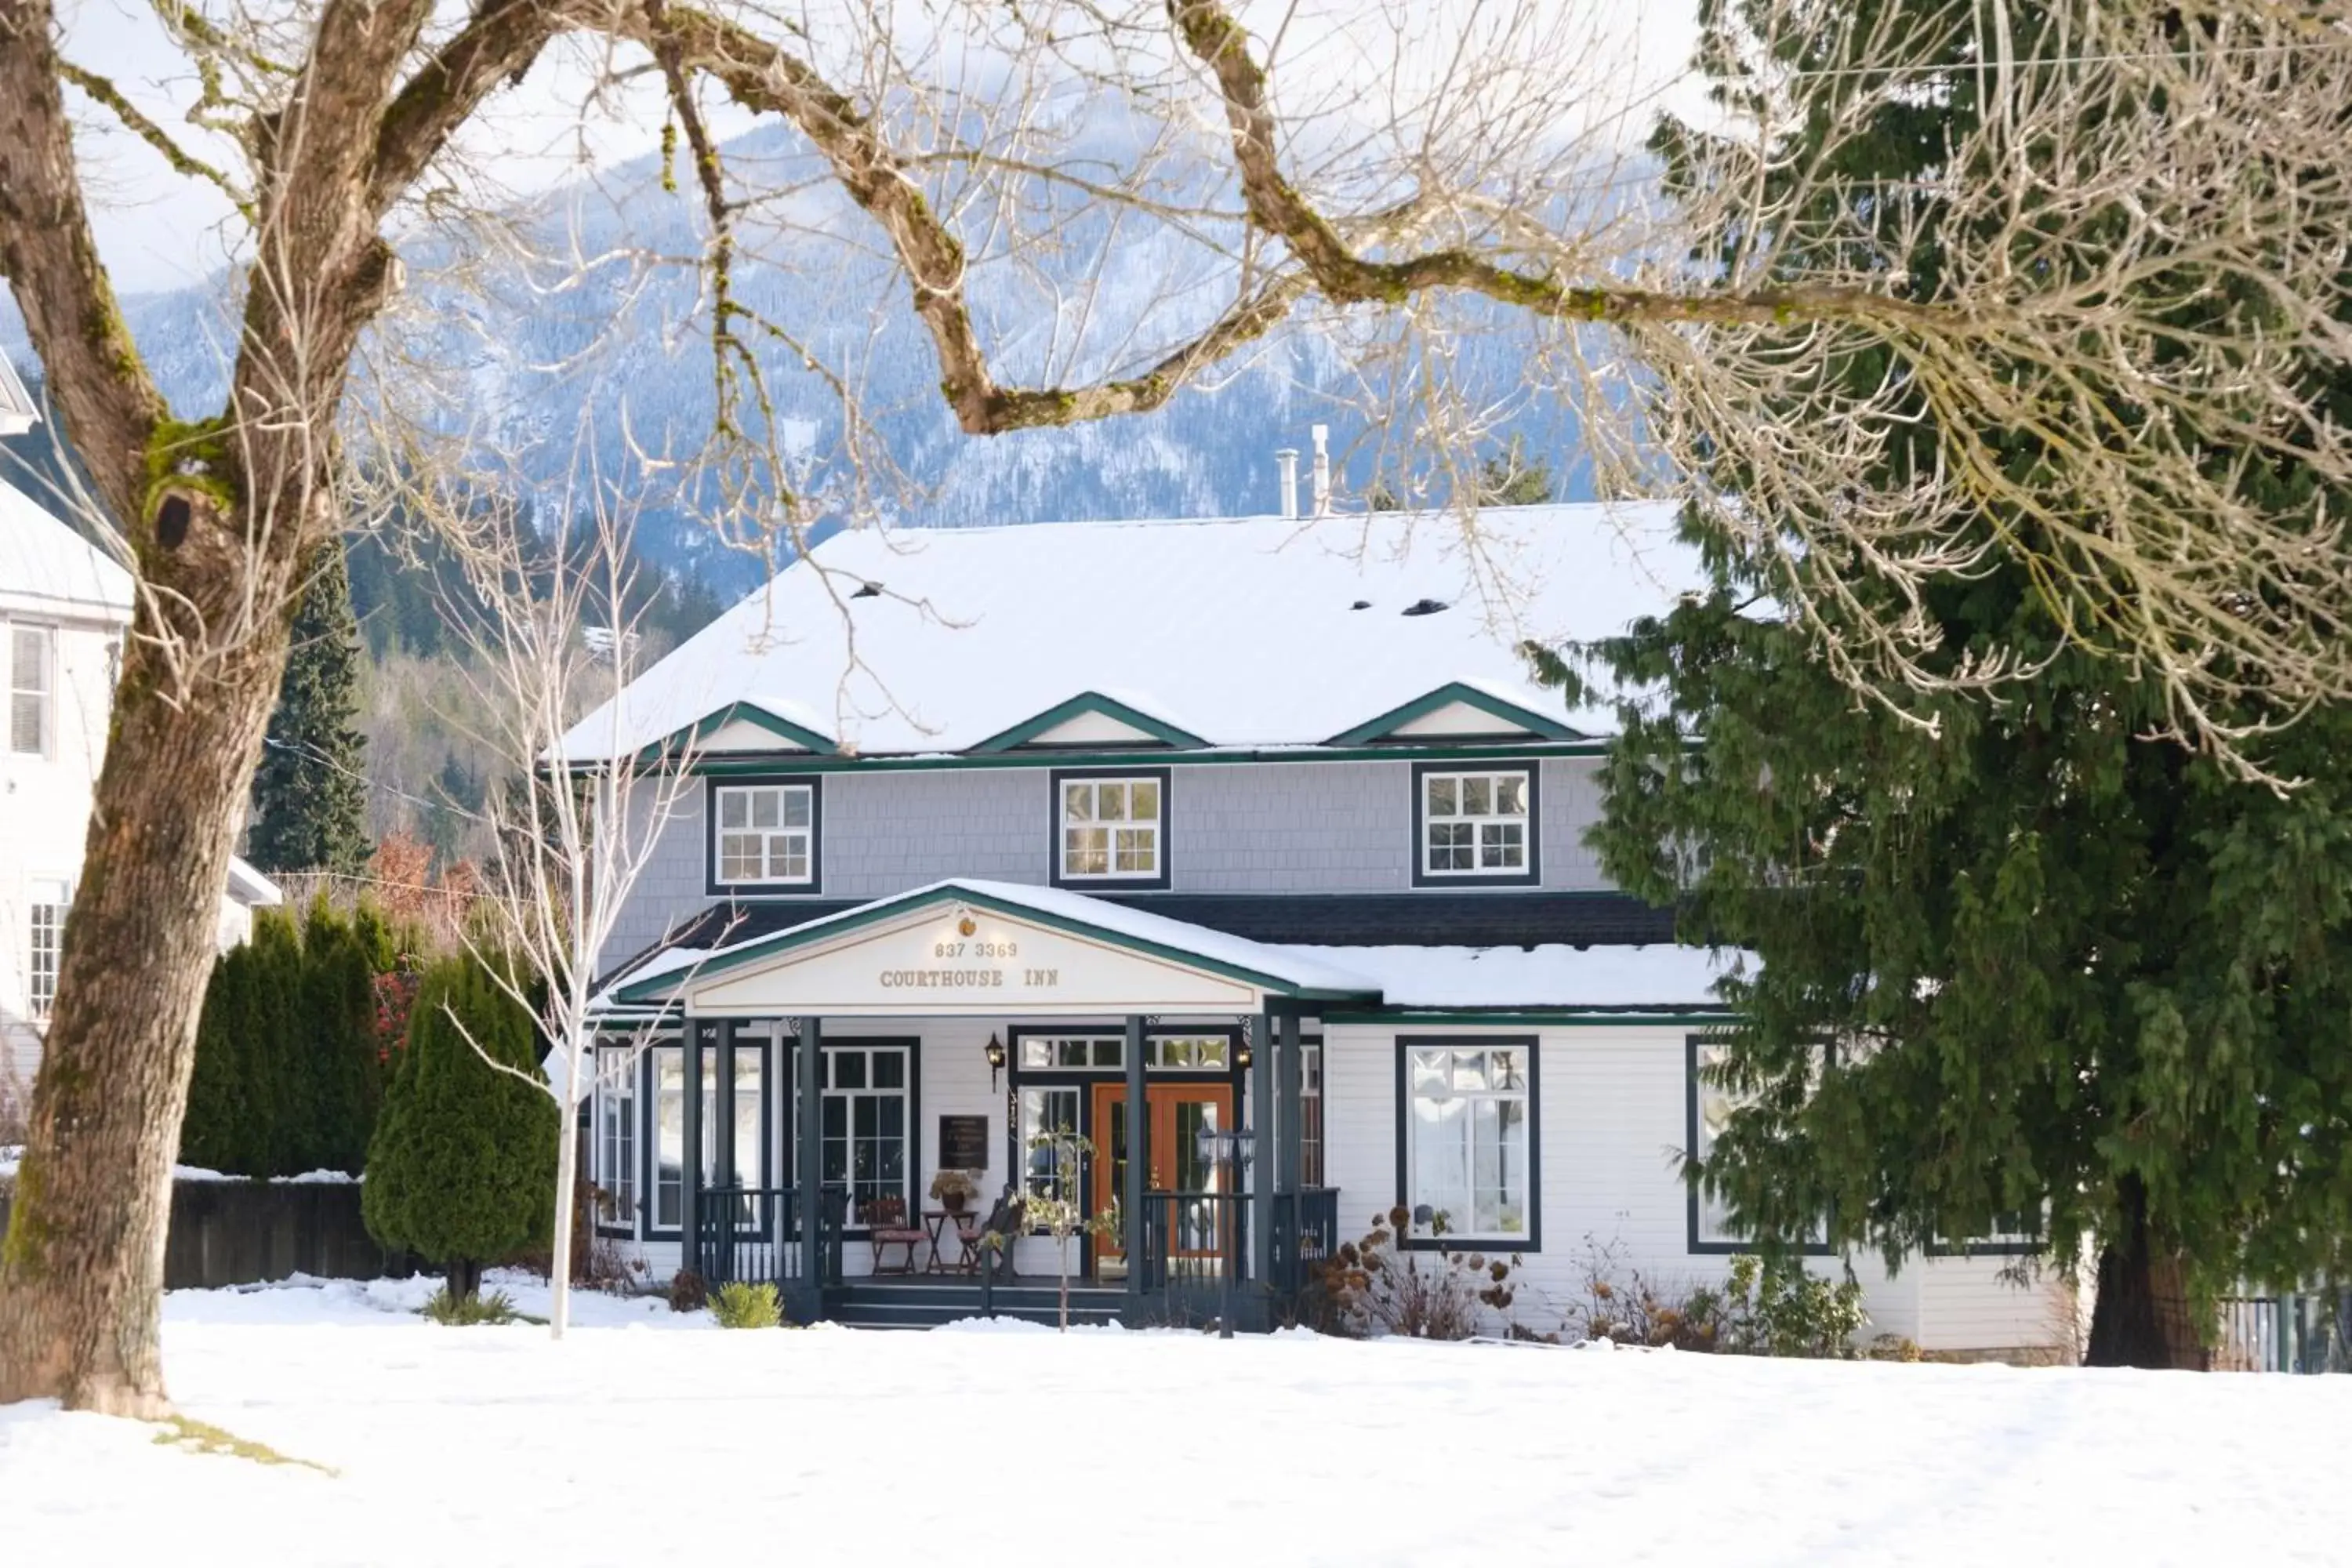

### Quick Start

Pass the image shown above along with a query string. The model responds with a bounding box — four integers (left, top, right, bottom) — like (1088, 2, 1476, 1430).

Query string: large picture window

(1414, 764, 1538, 884)
(1396, 1038, 1537, 1246)
(1051, 768, 1170, 888)
(1686, 1037, 1829, 1254)
(10, 625, 53, 758)
(710, 779, 818, 891)
(1019, 1086, 1081, 1201)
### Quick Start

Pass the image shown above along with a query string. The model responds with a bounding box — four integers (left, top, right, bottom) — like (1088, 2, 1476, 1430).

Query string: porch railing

(2217, 1290, 2352, 1373)
(694, 1183, 848, 1290)
(1271, 1187, 1341, 1301)
(1138, 1189, 1245, 1308)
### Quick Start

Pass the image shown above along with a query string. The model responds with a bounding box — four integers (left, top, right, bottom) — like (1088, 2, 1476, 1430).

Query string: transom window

(1015, 1033, 1231, 1072)
(714, 782, 815, 887)
(1402, 1040, 1536, 1243)
(1419, 768, 1533, 879)
(1055, 771, 1166, 884)
(11, 625, 53, 757)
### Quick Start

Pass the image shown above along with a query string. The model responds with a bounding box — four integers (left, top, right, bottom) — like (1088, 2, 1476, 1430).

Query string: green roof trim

(640, 737, 1608, 779)
(613, 884, 1385, 1007)
(967, 691, 1209, 753)
(636, 702, 838, 765)
(1325, 681, 1582, 746)
(1321, 1008, 1733, 1027)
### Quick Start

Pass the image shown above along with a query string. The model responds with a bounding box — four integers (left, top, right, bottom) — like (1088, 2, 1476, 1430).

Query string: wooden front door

(1091, 1081, 1235, 1264)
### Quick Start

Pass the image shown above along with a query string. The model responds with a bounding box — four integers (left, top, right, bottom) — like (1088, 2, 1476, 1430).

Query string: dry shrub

(1317, 1206, 1526, 1341)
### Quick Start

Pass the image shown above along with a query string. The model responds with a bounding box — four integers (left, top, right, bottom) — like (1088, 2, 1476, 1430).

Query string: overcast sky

(59, 0, 1704, 295)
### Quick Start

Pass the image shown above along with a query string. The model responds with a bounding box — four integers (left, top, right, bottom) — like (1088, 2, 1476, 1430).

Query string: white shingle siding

(1318, 1021, 2065, 1356)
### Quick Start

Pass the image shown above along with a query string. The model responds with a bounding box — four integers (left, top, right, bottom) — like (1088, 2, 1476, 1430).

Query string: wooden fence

(0, 1178, 402, 1290)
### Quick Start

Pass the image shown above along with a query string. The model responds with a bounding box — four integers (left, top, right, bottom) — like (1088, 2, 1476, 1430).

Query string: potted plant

(929, 1168, 981, 1215)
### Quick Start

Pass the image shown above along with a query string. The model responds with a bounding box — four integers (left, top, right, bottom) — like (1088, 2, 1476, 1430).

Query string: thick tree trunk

(449, 1258, 484, 1303)
(0, 625, 290, 1414)
(2084, 1177, 2212, 1370)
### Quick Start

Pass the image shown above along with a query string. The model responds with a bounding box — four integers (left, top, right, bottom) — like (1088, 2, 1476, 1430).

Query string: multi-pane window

(1014, 1033, 1230, 1072)
(26, 881, 67, 1022)
(593, 1045, 639, 1230)
(11, 625, 53, 757)
(1019, 1086, 1081, 1201)
(648, 1039, 766, 1232)
(818, 1044, 909, 1225)
(1404, 1042, 1534, 1240)
(1058, 775, 1162, 880)
(713, 783, 815, 885)
(1421, 769, 1531, 877)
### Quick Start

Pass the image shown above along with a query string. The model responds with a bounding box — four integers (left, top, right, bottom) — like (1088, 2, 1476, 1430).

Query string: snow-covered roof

(601, 878, 1743, 1014)
(560, 503, 1701, 761)
(223, 858, 282, 909)
(0, 354, 35, 436)
(0, 475, 133, 622)
(1283, 943, 1744, 1011)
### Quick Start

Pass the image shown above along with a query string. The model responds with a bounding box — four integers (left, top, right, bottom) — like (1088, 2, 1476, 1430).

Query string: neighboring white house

(0, 390, 281, 1123)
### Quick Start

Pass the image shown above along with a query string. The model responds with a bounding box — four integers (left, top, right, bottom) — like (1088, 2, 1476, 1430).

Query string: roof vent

(1350, 599, 1371, 611)
(852, 581, 882, 599)
(1400, 597, 1449, 617)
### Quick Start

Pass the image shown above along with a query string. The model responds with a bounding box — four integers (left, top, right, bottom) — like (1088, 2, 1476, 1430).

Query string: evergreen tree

(178, 949, 254, 1175)
(299, 898, 383, 1174)
(1577, 0, 2352, 1367)
(249, 544, 372, 876)
(362, 956, 560, 1301)
(1473, 437, 1552, 506)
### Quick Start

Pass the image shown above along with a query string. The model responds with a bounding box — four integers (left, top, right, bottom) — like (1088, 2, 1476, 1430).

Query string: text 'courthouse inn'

(572, 492, 2069, 1353)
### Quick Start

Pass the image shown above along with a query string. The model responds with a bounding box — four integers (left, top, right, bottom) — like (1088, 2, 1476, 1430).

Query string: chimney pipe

(1310, 424, 1331, 515)
(1276, 448, 1300, 520)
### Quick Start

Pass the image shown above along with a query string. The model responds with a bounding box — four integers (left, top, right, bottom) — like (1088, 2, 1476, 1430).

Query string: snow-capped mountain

(4, 121, 1587, 594)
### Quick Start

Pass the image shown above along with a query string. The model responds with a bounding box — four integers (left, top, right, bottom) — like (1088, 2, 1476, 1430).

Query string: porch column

(1123, 1013, 1147, 1320)
(797, 1015, 824, 1297)
(683, 1019, 707, 1279)
(714, 1022, 737, 1193)
(1276, 1007, 1303, 1196)
(1250, 1002, 1276, 1295)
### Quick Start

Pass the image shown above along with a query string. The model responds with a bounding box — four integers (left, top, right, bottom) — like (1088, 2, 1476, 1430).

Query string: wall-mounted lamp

(1236, 1040, 1254, 1073)
(985, 1032, 1006, 1091)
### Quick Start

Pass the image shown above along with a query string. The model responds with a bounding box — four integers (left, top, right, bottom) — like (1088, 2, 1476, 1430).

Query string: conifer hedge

(178, 897, 397, 1178)
(361, 955, 559, 1301)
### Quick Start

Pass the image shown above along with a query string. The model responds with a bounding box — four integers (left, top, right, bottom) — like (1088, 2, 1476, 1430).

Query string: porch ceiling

(607, 878, 1384, 1018)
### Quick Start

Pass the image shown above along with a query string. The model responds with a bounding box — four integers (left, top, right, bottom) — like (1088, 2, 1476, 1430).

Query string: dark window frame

(1392, 1033, 1543, 1251)
(784, 1034, 922, 1239)
(1047, 765, 1173, 891)
(1684, 1033, 1833, 1257)
(1410, 759, 1541, 888)
(704, 773, 825, 897)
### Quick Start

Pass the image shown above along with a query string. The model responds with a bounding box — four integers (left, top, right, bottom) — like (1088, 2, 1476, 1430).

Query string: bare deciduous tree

(3, 0, 2350, 1412)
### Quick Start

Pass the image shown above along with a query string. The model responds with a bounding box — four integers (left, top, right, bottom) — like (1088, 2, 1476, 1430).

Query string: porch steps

(823, 1280, 1127, 1331)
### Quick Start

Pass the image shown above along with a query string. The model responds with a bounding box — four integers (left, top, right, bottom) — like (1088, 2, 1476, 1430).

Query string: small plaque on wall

(938, 1113, 991, 1172)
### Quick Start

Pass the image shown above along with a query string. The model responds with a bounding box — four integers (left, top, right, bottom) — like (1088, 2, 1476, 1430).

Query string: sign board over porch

(653, 880, 1381, 1019)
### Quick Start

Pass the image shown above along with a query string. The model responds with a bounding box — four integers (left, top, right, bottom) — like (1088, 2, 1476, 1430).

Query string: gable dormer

(1326, 681, 1581, 747)
(968, 691, 1206, 753)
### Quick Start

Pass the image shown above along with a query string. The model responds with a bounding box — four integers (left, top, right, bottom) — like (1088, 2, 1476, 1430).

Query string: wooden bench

(864, 1195, 927, 1275)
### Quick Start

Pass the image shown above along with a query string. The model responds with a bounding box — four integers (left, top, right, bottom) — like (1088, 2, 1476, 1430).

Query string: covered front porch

(597, 880, 1368, 1329)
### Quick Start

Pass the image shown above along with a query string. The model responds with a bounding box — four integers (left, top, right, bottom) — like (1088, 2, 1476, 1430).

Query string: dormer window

(709, 779, 820, 892)
(1051, 768, 1171, 889)
(1413, 761, 1540, 887)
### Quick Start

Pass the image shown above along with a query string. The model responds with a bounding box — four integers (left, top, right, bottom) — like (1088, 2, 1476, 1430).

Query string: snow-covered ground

(2, 1272, 2347, 1566)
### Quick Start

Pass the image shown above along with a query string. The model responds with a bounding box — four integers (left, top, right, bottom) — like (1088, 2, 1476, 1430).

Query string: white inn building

(574, 502, 2069, 1352)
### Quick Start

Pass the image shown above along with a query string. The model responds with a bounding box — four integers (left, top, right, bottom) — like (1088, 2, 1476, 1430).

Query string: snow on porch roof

(557, 502, 1703, 763)
(608, 878, 1386, 1007)
(1283, 943, 1747, 1012)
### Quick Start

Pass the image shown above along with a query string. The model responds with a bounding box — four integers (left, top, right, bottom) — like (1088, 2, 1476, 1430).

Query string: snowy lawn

(2, 1273, 2347, 1566)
